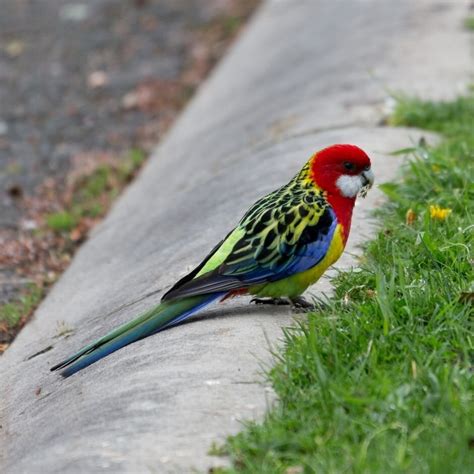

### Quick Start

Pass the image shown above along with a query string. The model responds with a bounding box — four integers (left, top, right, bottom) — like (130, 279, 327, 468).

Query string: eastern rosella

(52, 144, 374, 377)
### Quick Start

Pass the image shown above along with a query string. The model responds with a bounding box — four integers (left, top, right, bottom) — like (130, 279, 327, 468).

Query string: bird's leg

(250, 297, 290, 306)
(289, 296, 317, 311)
(250, 296, 319, 311)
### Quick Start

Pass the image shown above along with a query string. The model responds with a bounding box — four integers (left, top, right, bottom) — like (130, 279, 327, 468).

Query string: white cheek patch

(336, 174, 363, 198)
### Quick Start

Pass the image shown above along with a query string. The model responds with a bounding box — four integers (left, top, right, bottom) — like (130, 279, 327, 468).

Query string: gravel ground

(0, 0, 259, 343)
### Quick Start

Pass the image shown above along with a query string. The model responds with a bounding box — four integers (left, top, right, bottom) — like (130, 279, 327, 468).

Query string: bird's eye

(344, 162, 355, 171)
(363, 165, 371, 171)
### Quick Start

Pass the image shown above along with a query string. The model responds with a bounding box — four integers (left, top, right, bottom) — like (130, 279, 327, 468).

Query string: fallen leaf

(286, 467, 304, 474)
(459, 291, 473, 304)
(69, 227, 82, 242)
(0, 343, 10, 354)
(405, 208, 416, 225)
(87, 71, 109, 89)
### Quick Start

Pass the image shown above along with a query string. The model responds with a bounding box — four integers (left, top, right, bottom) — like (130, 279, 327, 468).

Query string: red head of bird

(309, 144, 374, 239)
(310, 144, 374, 199)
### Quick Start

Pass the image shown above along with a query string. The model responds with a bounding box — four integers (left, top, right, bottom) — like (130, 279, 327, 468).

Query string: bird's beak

(359, 168, 374, 198)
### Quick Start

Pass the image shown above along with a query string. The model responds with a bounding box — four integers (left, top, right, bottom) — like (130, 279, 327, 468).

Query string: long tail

(51, 293, 223, 377)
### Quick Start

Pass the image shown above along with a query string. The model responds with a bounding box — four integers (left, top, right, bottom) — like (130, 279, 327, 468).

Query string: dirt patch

(0, 0, 260, 352)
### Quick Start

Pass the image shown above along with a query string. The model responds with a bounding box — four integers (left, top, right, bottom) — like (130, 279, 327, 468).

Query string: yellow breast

(250, 225, 346, 298)
(296, 224, 345, 287)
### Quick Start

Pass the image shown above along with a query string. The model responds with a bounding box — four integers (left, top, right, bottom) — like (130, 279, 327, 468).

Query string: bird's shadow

(169, 299, 294, 328)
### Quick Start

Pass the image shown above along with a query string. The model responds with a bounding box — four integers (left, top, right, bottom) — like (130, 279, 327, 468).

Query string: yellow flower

(429, 205, 452, 220)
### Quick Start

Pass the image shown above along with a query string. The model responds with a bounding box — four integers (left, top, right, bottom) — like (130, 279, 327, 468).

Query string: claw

(250, 296, 319, 312)
(250, 297, 290, 306)
(289, 296, 317, 311)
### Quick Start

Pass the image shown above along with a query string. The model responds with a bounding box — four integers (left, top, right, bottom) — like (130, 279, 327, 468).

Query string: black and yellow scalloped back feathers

(162, 162, 343, 300)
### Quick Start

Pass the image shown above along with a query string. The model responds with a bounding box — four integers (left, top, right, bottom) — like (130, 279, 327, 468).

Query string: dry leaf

(405, 208, 416, 225)
(87, 71, 109, 89)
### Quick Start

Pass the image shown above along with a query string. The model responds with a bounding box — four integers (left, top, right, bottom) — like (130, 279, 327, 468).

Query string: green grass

(389, 94, 474, 140)
(45, 211, 77, 232)
(0, 284, 43, 329)
(45, 149, 146, 233)
(215, 95, 474, 472)
(222, 16, 243, 36)
(464, 16, 474, 31)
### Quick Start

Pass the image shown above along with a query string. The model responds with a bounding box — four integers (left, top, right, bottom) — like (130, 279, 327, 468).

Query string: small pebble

(60, 4, 89, 22)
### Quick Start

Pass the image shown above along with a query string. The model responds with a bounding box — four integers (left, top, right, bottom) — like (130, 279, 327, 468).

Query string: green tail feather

(51, 293, 220, 377)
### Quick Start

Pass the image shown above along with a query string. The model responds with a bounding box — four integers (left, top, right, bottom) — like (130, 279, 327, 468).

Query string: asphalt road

(1, 0, 470, 472)
(0, 0, 222, 227)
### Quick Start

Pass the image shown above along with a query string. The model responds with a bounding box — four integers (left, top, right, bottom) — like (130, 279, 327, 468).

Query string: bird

(51, 144, 374, 377)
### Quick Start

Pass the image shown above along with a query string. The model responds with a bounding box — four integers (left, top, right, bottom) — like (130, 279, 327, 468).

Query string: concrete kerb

(1, 1, 471, 473)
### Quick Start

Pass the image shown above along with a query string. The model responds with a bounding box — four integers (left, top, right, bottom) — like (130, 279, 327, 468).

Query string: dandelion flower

(429, 205, 452, 220)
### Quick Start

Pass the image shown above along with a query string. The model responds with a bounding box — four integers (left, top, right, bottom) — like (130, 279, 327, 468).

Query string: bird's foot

(250, 297, 290, 306)
(289, 296, 318, 312)
(250, 296, 318, 312)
